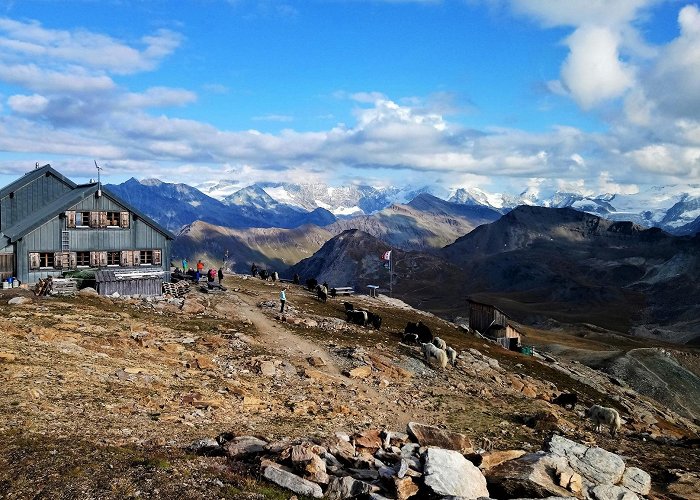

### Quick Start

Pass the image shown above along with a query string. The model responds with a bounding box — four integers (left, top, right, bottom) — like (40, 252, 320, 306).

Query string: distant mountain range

(108, 177, 700, 236)
(287, 206, 700, 345)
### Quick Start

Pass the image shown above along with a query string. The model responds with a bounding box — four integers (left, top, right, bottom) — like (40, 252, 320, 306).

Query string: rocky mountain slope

(439, 206, 700, 344)
(326, 193, 501, 251)
(0, 277, 697, 498)
(173, 220, 332, 273)
(107, 178, 336, 232)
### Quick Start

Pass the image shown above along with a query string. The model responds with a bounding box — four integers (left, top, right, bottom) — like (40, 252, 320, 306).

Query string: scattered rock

(263, 463, 323, 499)
(423, 447, 489, 499)
(347, 365, 372, 379)
(8, 296, 30, 305)
(407, 422, 473, 453)
(224, 436, 267, 458)
(325, 475, 373, 500)
(0, 352, 16, 363)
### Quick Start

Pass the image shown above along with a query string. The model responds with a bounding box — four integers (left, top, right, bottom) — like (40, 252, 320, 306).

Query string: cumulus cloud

(0, 19, 181, 74)
(560, 26, 635, 109)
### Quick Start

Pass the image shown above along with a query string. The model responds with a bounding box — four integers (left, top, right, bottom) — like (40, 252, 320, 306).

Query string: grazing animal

(306, 278, 318, 291)
(433, 337, 447, 350)
(346, 309, 368, 326)
(552, 392, 578, 409)
(344, 302, 354, 312)
(317, 285, 328, 302)
(258, 269, 269, 280)
(404, 321, 433, 343)
(586, 404, 622, 435)
(422, 342, 448, 369)
(401, 333, 419, 345)
(445, 346, 457, 366)
(367, 312, 382, 330)
(271, 271, 279, 282)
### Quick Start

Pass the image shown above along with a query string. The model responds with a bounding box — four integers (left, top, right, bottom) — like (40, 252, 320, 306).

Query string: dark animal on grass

(367, 311, 382, 329)
(317, 284, 328, 303)
(258, 269, 269, 280)
(354, 308, 382, 330)
(344, 302, 354, 311)
(306, 278, 318, 291)
(346, 309, 368, 326)
(405, 321, 433, 343)
(552, 393, 578, 409)
(401, 333, 419, 345)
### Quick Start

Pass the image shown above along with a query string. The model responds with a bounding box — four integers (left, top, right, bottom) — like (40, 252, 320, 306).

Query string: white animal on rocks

(586, 404, 622, 435)
(445, 346, 457, 366)
(433, 337, 447, 350)
(422, 342, 448, 369)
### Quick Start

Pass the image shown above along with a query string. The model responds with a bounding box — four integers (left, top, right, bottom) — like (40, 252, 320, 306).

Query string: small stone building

(0, 164, 174, 290)
(468, 298, 522, 349)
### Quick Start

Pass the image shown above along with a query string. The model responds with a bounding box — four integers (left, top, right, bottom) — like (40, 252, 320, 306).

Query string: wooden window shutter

(66, 211, 76, 228)
(90, 211, 99, 228)
(132, 250, 141, 266)
(120, 250, 133, 267)
(90, 251, 100, 267)
(99, 252, 108, 267)
(153, 249, 162, 266)
(29, 252, 40, 270)
(98, 211, 108, 228)
(120, 211, 130, 228)
(69, 252, 77, 269)
(54, 252, 69, 269)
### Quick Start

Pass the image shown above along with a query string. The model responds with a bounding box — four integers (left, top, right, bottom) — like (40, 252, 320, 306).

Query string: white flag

(382, 250, 392, 261)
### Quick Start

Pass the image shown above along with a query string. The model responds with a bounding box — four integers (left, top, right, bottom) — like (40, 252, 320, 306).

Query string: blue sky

(0, 0, 698, 199)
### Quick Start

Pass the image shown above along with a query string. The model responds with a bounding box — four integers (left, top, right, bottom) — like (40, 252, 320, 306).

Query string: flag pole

(389, 248, 393, 297)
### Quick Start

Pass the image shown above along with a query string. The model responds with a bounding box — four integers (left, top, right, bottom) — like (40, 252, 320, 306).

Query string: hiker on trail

(280, 287, 287, 313)
(218, 267, 224, 284)
(293, 273, 300, 285)
(195, 259, 204, 281)
(251, 263, 258, 277)
(182, 258, 188, 273)
(208, 268, 216, 283)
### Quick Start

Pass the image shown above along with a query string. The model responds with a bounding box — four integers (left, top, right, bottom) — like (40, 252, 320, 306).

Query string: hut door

(0, 254, 13, 281)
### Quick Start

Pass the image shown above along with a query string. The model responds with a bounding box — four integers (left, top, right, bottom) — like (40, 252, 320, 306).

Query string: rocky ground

(0, 273, 698, 499)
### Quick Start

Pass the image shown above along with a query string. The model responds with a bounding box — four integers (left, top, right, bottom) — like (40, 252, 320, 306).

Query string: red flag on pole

(382, 250, 392, 261)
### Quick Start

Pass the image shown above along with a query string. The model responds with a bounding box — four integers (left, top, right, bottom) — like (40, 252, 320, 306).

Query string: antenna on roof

(94, 160, 103, 198)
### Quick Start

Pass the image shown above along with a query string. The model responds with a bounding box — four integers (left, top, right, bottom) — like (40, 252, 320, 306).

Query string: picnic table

(330, 286, 354, 297)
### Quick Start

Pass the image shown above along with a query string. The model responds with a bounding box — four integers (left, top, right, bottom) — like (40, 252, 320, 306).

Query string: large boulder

(422, 448, 489, 499)
(407, 422, 473, 453)
(547, 435, 626, 487)
(224, 436, 267, 458)
(486, 452, 575, 499)
(263, 463, 323, 498)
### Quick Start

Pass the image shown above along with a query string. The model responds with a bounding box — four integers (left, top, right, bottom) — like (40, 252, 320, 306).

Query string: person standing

(182, 258, 188, 273)
(218, 267, 224, 284)
(280, 287, 287, 313)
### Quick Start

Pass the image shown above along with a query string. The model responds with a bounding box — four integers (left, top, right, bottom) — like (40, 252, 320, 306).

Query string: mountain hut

(468, 298, 521, 350)
(0, 164, 174, 294)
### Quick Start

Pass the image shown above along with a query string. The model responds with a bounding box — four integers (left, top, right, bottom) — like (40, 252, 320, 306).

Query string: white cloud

(7, 93, 48, 114)
(560, 26, 635, 109)
(0, 19, 181, 74)
(121, 87, 197, 109)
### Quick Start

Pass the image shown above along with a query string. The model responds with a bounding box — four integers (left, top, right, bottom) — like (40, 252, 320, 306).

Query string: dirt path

(217, 288, 417, 427)
(217, 291, 344, 376)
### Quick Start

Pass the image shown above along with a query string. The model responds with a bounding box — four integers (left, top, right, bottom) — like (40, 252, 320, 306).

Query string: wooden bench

(330, 287, 354, 297)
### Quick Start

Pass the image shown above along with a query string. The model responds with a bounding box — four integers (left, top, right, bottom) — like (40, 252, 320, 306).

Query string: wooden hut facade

(0, 164, 174, 293)
(468, 298, 522, 349)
